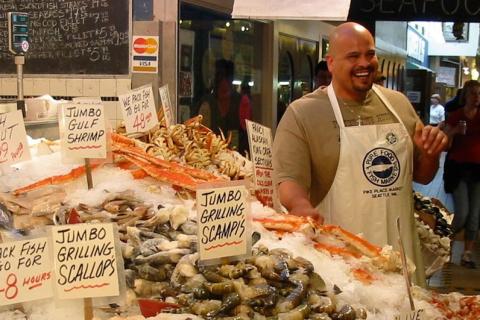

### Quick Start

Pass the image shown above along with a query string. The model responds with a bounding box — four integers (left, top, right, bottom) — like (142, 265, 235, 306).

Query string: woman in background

(444, 80, 480, 268)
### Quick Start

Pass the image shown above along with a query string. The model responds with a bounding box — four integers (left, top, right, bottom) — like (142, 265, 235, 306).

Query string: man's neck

(332, 82, 369, 103)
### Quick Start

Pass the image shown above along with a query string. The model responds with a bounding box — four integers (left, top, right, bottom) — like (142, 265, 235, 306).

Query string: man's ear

(325, 55, 334, 73)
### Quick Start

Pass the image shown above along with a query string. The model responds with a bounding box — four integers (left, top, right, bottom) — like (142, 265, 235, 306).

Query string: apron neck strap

(327, 84, 345, 128)
(328, 83, 406, 128)
(371, 85, 403, 123)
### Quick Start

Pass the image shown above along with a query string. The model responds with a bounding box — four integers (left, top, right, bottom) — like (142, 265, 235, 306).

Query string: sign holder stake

(396, 216, 415, 311)
(84, 158, 93, 319)
(84, 159, 93, 190)
(15, 55, 25, 118)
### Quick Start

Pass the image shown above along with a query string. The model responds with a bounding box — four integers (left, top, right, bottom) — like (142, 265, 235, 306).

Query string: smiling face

(326, 23, 378, 101)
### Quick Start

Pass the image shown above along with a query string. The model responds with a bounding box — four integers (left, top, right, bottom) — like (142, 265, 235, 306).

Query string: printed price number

(133, 112, 152, 131)
(0, 142, 8, 162)
(0, 273, 19, 301)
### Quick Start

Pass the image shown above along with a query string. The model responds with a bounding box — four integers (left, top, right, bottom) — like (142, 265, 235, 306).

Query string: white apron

(317, 84, 425, 285)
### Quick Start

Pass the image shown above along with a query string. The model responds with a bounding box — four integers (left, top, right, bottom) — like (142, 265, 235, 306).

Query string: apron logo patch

(386, 132, 398, 144)
(362, 147, 400, 187)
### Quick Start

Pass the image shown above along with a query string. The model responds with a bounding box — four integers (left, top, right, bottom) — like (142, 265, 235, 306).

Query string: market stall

(0, 88, 477, 320)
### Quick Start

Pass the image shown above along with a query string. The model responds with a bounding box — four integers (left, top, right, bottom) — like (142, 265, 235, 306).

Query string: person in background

(273, 22, 448, 285)
(239, 77, 253, 154)
(443, 80, 480, 269)
(445, 88, 463, 116)
(374, 71, 386, 86)
(314, 60, 332, 89)
(198, 59, 249, 154)
(429, 93, 445, 126)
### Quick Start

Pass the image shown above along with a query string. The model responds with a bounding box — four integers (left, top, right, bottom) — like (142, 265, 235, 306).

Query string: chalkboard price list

(0, 0, 129, 74)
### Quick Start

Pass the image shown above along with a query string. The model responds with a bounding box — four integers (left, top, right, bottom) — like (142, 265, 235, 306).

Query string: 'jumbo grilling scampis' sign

(196, 183, 250, 263)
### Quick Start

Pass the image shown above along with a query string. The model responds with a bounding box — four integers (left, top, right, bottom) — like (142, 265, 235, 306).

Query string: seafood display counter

(0, 116, 478, 320)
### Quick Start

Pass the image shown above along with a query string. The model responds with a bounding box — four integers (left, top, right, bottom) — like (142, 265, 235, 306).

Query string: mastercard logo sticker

(133, 37, 158, 54)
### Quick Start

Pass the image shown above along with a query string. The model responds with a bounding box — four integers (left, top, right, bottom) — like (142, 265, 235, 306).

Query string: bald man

(273, 22, 447, 285)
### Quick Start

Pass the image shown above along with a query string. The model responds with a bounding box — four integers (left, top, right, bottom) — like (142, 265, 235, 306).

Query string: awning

(232, 0, 351, 20)
(406, 61, 433, 72)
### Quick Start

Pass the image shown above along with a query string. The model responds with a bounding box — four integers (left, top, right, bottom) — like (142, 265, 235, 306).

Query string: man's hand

(289, 201, 325, 224)
(412, 122, 449, 184)
(277, 180, 324, 224)
(413, 122, 448, 157)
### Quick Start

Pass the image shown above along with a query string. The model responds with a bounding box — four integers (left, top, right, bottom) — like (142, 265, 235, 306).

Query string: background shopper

(443, 80, 480, 268)
(430, 93, 445, 126)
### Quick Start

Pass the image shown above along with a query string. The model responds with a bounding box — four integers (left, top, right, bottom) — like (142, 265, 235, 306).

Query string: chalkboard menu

(0, 0, 130, 74)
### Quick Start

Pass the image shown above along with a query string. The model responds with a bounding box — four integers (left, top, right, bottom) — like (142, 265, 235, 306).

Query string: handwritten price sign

(51, 223, 119, 299)
(60, 103, 107, 159)
(0, 238, 53, 306)
(159, 84, 175, 128)
(0, 110, 30, 167)
(119, 85, 158, 133)
(246, 120, 275, 208)
(196, 183, 250, 262)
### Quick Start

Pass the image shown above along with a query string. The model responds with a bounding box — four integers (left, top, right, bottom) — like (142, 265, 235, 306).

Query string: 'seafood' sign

(51, 223, 119, 299)
(246, 120, 274, 208)
(159, 84, 175, 128)
(0, 110, 30, 167)
(0, 237, 53, 306)
(60, 103, 107, 159)
(118, 85, 159, 133)
(196, 183, 250, 262)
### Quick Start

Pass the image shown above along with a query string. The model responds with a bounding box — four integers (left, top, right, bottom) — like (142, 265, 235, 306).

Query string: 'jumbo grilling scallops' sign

(51, 223, 119, 299)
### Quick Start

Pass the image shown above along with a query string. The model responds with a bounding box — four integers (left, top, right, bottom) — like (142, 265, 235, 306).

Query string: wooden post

(84, 159, 93, 190)
(84, 297, 93, 320)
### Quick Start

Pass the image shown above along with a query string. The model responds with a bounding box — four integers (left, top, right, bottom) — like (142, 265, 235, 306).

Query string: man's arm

(413, 122, 448, 184)
(278, 180, 324, 223)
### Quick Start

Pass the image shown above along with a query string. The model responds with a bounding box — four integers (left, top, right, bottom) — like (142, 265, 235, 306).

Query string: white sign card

(0, 110, 30, 167)
(60, 103, 107, 159)
(394, 309, 425, 320)
(196, 182, 250, 263)
(246, 120, 275, 209)
(0, 237, 53, 306)
(406, 91, 421, 104)
(159, 84, 176, 127)
(118, 85, 159, 133)
(131, 36, 159, 74)
(51, 223, 119, 299)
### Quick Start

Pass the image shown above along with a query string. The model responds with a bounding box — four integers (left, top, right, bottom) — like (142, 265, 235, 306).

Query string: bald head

(328, 22, 374, 57)
(326, 22, 378, 101)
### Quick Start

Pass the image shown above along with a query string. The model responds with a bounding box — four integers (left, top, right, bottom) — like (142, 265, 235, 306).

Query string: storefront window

(178, 4, 264, 155)
(277, 51, 293, 123)
(277, 34, 318, 123)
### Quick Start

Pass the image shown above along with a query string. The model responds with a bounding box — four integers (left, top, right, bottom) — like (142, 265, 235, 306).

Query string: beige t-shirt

(273, 85, 420, 206)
